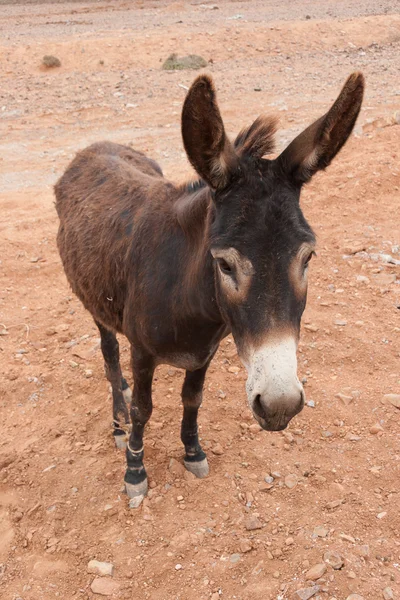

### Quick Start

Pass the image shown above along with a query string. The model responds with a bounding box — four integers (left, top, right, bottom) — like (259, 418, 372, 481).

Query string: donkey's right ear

(182, 75, 238, 190)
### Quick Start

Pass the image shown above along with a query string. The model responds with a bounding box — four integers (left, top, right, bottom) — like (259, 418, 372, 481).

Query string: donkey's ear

(182, 75, 238, 189)
(277, 72, 364, 184)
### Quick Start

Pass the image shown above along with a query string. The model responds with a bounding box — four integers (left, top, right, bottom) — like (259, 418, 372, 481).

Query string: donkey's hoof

(184, 457, 209, 478)
(114, 434, 127, 450)
(125, 478, 148, 502)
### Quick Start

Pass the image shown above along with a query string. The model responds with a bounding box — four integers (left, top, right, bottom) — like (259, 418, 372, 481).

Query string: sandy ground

(0, 1, 399, 599)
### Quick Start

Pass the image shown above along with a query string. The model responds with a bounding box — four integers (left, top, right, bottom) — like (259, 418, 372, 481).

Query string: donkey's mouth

(251, 393, 304, 431)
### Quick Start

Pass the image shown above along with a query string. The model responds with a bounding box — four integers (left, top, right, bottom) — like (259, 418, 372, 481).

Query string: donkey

(55, 72, 364, 504)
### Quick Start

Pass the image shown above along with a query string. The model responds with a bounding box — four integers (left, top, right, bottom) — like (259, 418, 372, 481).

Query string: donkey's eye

(303, 251, 315, 270)
(217, 258, 233, 275)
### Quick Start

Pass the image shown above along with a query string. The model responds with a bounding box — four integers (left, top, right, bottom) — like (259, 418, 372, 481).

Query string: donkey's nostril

(252, 394, 266, 419)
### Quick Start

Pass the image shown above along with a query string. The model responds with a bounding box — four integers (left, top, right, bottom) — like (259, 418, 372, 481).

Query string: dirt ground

(0, 1, 399, 599)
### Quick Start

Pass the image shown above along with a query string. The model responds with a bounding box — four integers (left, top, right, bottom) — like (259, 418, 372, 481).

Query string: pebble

(370, 423, 384, 434)
(305, 563, 327, 581)
(306, 400, 315, 408)
(230, 553, 241, 563)
(377, 511, 387, 519)
(245, 515, 262, 531)
(90, 577, 120, 596)
(335, 392, 354, 406)
(313, 525, 329, 538)
(295, 586, 320, 599)
(284, 474, 298, 489)
(239, 538, 252, 553)
(383, 394, 400, 409)
(346, 595, 365, 600)
(87, 560, 114, 577)
(212, 443, 224, 455)
(129, 495, 144, 509)
(383, 587, 394, 600)
(324, 551, 344, 570)
(264, 475, 274, 484)
(285, 537, 294, 546)
(175, 563, 182, 570)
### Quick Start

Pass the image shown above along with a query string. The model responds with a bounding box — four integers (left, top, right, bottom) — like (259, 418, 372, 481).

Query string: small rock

(295, 586, 320, 600)
(383, 587, 394, 600)
(340, 533, 356, 543)
(88, 560, 114, 577)
(324, 550, 344, 570)
(245, 515, 262, 531)
(304, 324, 319, 332)
(357, 544, 370, 559)
(162, 53, 207, 71)
(285, 536, 294, 546)
(90, 577, 120, 596)
(306, 400, 315, 408)
(383, 394, 400, 409)
(212, 443, 224, 455)
(239, 538, 252, 553)
(313, 525, 328, 538)
(264, 475, 274, 484)
(343, 242, 366, 255)
(284, 474, 298, 489)
(42, 55, 61, 68)
(129, 495, 144, 509)
(230, 553, 241, 563)
(334, 319, 347, 326)
(335, 392, 354, 406)
(305, 563, 327, 581)
(370, 423, 384, 434)
(175, 563, 182, 570)
(346, 595, 365, 600)
(377, 511, 387, 519)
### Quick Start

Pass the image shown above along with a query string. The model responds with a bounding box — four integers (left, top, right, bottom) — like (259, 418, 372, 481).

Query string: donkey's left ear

(182, 75, 238, 190)
(276, 72, 364, 184)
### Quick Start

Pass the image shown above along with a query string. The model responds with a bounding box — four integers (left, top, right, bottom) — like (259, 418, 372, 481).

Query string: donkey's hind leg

(181, 362, 211, 479)
(96, 321, 131, 450)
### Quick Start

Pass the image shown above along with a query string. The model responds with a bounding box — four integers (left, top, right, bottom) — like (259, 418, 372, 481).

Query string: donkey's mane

(234, 115, 278, 160)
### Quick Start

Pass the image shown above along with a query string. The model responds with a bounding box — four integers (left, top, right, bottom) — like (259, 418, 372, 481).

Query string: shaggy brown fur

(55, 72, 364, 501)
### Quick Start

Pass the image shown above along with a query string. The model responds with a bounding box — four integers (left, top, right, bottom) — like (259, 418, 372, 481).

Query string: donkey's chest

(141, 320, 229, 371)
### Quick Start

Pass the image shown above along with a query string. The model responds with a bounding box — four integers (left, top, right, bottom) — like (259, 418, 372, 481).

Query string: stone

(346, 595, 365, 600)
(90, 577, 120, 596)
(129, 496, 144, 509)
(295, 586, 320, 599)
(239, 538, 252, 553)
(383, 394, 400, 409)
(313, 525, 328, 538)
(230, 553, 241, 563)
(343, 242, 366, 255)
(245, 515, 262, 531)
(42, 55, 61, 68)
(305, 563, 327, 581)
(212, 443, 224, 455)
(324, 550, 344, 570)
(335, 392, 354, 406)
(383, 587, 394, 600)
(370, 423, 384, 434)
(87, 560, 114, 577)
(162, 53, 207, 70)
(377, 511, 387, 519)
(284, 474, 298, 489)
(285, 536, 294, 546)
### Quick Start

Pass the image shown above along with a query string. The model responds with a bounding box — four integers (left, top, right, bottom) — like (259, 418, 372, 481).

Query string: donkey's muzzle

(251, 389, 305, 431)
(243, 336, 305, 431)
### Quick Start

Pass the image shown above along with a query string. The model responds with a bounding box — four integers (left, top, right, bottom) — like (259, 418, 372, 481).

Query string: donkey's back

(55, 141, 169, 333)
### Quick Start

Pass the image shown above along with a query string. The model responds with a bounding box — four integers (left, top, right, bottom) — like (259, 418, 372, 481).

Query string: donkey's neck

(174, 185, 222, 324)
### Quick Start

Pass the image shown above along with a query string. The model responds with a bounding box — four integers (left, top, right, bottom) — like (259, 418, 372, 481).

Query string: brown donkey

(55, 73, 364, 504)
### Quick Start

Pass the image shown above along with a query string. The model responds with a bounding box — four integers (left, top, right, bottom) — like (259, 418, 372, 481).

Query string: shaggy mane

(234, 115, 278, 160)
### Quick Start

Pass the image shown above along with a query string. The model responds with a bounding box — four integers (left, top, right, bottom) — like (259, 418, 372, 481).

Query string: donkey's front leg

(124, 351, 154, 504)
(181, 362, 211, 478)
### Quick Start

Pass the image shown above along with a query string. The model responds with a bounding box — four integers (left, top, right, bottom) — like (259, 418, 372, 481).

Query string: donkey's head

(182, 73, 364, 431)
